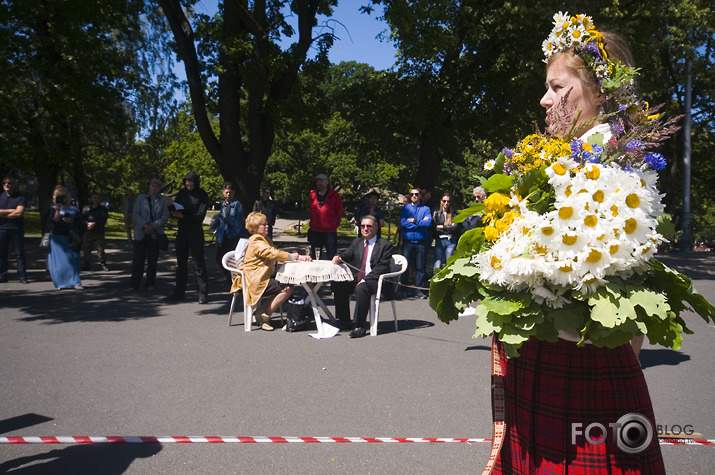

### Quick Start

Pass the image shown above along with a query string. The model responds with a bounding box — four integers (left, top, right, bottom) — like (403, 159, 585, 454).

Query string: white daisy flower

(546, 156, 578, 188)
(484, 159, 496, 171)
(532, 285, 571, 309)
(575, 273, 608, 294)
(575, 244, 613, 279)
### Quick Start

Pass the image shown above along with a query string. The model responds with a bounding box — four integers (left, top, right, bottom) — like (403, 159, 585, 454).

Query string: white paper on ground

(309, 322, 340, 339)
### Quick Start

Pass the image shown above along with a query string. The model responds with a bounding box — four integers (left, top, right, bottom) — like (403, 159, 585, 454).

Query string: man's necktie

(357, 240, 368, 282)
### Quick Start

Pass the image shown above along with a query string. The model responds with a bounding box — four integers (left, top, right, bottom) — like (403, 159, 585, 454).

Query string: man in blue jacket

(399, 187, 432, 299)
(210, 182, 246, 286)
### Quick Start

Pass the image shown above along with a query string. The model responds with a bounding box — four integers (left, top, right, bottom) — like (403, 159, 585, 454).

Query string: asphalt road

(1, 232, 714, 474)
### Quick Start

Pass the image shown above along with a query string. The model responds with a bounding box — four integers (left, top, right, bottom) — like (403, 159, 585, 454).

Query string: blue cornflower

(645, 152, 667, 170)
(588, 145, 604, 163)
(625, 140, 644, 152)
(502, 147, 514, 159)
(609, 120, 625, 135)
(581, 43, 600, 55)
(570, 139, 583, 160)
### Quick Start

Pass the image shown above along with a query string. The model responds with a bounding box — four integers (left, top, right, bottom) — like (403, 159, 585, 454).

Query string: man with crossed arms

(332, 214, 394, 338)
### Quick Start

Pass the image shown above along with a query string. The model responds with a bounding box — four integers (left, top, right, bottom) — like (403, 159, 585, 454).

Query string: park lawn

(24, 210, 217, 242)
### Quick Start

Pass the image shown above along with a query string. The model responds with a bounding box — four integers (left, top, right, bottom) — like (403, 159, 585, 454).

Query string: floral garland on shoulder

(429, 13, 715, 357)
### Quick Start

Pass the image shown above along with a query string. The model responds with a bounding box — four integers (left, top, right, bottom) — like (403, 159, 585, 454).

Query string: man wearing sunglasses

(399, 187, 432, 299)
(332, 215, 394, 338)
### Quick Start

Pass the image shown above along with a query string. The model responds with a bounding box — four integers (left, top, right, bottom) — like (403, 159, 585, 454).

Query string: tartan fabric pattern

(494, 337, 665, 474)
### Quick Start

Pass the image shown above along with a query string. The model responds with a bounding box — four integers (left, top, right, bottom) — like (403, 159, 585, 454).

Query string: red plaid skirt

(493, 337, 665, 474)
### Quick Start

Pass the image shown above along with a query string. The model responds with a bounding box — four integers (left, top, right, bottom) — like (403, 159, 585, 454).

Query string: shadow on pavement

(464, 344, 491, 352)
(0, 414, 54, 435)
(0, 443, 161, 474)
(639, 348, 690, 369)
(657, 253, 715, 280)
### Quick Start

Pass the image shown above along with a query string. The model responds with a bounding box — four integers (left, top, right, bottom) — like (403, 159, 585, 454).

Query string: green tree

(265, 61, 411, 211)
(158, 0, 338, 210)
(0, 0, 148, 221)
(366, 1, 714, 225)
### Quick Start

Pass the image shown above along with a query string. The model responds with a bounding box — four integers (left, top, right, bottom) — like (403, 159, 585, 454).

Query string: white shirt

(360, 235, 378, 283)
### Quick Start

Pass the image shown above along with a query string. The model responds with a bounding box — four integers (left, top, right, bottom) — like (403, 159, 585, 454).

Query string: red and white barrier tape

(0, 436, 712, 445)
(0, 436, 489, 444)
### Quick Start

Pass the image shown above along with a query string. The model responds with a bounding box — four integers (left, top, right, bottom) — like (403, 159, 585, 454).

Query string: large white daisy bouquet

(430, 108, 715, 358)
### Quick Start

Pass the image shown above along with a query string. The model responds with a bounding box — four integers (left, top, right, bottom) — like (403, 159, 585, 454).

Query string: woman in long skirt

(48, 186, 82, 290)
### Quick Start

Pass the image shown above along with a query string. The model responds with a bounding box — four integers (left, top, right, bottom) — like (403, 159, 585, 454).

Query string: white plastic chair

(222, 250, 254, 330)
(368, 254, 408, 336)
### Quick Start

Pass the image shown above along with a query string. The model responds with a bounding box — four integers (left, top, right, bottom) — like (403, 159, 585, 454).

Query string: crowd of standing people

(0, 169, 484, 301)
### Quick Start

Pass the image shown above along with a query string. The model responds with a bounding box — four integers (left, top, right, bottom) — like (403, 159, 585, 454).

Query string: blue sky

(192, 0, 398, 70)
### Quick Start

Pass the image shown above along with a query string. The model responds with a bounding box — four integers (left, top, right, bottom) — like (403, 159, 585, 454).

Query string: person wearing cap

(167, 171, 210, 303)
(308, 173, 343, 259)
(354, 190, 385, 236)
(130, 178, 170, 291)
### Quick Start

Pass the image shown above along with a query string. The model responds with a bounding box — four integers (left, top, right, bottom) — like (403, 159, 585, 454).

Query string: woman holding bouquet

(487, 14, 669, 474)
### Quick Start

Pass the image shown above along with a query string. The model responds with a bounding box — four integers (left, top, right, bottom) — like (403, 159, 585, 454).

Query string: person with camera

(130, 178, 170, 292)
(47, 187, 82, 290)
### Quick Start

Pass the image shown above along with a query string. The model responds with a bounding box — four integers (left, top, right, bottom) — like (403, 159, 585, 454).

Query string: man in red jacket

(308, 173, 343, 259)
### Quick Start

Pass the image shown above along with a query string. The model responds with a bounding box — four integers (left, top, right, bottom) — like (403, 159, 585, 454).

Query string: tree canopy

(1, 0, 714, 238)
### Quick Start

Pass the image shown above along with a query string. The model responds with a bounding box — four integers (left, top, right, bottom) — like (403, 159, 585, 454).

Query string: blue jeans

(433, 238, 456, 271)
(0, 228, 26, 280)
(401, 240, 427, 293)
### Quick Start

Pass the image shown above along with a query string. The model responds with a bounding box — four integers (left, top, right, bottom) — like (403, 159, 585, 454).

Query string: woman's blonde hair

(245, 212, 267, 234)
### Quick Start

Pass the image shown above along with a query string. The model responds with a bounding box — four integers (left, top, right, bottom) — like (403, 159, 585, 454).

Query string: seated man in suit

(332, 214, 394, 338)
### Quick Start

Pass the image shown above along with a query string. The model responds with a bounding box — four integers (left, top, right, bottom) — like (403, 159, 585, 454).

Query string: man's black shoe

(165, 293, 184, 302)
(19, 278, 28, 284)
(415, 291, 428, 300)
(349, 327, 367, 339)
(198, 295, 208, 304)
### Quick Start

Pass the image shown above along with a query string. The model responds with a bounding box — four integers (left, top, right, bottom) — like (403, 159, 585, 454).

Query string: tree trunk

(159, 0, 328, 212)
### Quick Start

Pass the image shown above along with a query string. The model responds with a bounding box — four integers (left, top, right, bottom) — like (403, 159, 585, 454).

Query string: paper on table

(309, 322, 340, 339)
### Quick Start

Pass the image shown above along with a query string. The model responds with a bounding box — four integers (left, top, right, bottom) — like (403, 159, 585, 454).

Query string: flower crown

(542, 12, 641, 114)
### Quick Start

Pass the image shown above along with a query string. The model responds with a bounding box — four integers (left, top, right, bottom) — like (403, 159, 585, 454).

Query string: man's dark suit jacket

(333, 236, 394, 328)
(340, 236, 393, 283)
